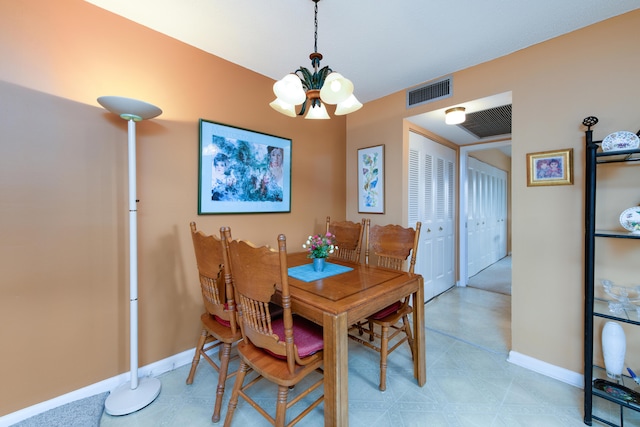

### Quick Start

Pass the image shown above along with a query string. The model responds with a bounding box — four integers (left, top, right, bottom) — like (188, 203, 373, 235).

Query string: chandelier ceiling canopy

(270, 0, 362, 120)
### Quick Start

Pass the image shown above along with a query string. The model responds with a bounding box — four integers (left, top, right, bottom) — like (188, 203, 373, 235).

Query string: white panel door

(408, 132, 456, 302)
(466, 157, 507, 276)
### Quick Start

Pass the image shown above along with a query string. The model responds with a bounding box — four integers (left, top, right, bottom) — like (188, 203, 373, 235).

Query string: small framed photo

(526, 148, 573, 187)
(198, 119, 291, 214)
(358, 144, 385, 213)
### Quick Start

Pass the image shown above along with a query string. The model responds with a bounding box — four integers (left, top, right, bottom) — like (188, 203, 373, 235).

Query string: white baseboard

(0, 348, 196, 427)
(508, 350, 584, 389)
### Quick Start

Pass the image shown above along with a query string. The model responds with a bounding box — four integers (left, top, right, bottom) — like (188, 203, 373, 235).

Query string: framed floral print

(358, 144, 385, 213)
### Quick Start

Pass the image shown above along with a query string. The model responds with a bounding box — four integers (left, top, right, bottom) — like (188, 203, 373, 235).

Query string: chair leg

(186, 327, 208, 385)
(402, 315, 415, 360)
(379, 325, 389, 391)
(368, 319, 375, 342)
(223, 360, 250, 427)
(212, 342, 232, 423)
(275, 385, 290, 427)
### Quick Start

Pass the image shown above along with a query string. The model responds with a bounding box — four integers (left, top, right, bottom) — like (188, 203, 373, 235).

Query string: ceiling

(84, 0, 638, 149)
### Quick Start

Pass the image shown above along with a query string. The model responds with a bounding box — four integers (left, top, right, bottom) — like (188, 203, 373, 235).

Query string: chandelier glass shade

(270, 0, 362, 119)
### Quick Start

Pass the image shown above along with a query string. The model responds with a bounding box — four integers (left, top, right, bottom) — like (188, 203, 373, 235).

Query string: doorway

(459, 142, 511, 287)
(466, 156, 508, 277)
(405, 91, 512, 292)
(408, 131, 456, 302)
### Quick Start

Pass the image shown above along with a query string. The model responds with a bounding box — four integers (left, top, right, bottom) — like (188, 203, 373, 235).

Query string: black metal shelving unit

(584, 119, 640, 426)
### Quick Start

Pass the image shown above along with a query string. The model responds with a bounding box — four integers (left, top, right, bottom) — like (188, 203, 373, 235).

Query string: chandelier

(269, 0, 362, 119)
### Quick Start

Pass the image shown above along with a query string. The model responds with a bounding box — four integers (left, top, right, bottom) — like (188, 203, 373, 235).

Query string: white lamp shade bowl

(97, 96, 162, 121)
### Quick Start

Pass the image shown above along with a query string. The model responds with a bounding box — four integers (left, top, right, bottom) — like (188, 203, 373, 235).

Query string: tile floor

(99, 286, 630, 426)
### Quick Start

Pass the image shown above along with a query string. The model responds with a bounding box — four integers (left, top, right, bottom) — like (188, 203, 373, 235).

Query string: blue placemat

(288, 262, 353, 282)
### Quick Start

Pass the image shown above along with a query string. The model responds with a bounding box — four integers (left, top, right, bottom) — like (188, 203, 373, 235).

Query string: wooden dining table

(282, 252, 426, 426)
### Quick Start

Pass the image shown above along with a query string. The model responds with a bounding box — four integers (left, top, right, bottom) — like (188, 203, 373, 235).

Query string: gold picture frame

(526, 148, 573, 186)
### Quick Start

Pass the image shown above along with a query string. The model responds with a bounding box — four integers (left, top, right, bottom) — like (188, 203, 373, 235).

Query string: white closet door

(466, 157, 507, 276)
(408, 132, 455, 302)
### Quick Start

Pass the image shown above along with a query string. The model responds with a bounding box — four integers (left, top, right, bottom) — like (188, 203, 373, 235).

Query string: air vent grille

(407, 76, 452, 108)
(458, 104, 512, 138)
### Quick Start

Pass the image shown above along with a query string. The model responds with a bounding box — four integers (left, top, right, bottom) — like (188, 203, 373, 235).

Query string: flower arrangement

(303, 232, 337, 259)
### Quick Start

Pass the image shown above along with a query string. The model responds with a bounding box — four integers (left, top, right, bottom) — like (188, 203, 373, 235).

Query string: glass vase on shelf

(602, 321, 626, 380)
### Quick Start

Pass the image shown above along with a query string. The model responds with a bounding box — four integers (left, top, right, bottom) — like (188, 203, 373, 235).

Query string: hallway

(467, 255, 512, 296)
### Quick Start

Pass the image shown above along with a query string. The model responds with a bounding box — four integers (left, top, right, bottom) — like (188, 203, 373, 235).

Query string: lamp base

(104, 377, 161, 416)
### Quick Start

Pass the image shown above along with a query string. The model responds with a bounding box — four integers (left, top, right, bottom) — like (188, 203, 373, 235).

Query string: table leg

(323, 311, 349, 426)
(413, 277, 426, 385)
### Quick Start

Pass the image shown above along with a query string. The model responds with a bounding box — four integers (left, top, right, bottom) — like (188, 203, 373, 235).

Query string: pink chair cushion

(214, 315, 231, 327)
(213, 302, 232, 327)
(269, 315, 324, 359)
(370, 301, 402, 320)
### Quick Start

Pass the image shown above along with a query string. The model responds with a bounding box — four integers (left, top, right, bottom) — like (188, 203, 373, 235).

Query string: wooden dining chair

(349, 219, 422, 391)
(222, 230, 324, 427)
(325, 215, 366, 263)
(186, 222, 241, 422)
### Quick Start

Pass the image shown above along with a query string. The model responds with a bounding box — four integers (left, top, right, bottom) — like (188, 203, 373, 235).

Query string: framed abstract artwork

(198, 119, 292, 214)
(526, 148, 573, 187)
(357, 144, 385, 213)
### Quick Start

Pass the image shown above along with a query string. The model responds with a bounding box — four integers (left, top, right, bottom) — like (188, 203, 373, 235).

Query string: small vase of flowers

(303, 232, 337, 272)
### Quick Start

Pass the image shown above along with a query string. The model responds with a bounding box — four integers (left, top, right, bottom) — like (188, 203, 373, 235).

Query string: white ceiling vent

(406, 76, 452, 109)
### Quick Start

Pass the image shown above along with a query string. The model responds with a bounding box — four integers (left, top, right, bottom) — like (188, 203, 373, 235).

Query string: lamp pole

(97, 96, 162, 416)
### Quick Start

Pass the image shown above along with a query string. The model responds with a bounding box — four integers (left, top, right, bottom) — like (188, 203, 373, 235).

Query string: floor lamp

(97, 96, 162, 416)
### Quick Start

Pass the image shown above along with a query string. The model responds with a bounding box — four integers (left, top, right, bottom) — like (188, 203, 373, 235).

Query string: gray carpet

(467, 255, 512, 295)
(10, 392, 108, 427)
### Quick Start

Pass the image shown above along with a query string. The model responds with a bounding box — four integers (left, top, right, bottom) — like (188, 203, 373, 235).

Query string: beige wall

(2, 0, 640, 417)
(0, 1, 347, 414)
(347, 10, 640, 376)
(469, 149, 510, 173)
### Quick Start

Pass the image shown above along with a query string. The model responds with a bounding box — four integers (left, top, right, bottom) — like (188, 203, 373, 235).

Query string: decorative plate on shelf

(602, 131, 640, 152)
(620, 207, 640, 234)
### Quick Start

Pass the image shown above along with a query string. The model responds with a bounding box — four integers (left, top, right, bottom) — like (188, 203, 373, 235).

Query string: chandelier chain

(314, 1, 318, 55)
